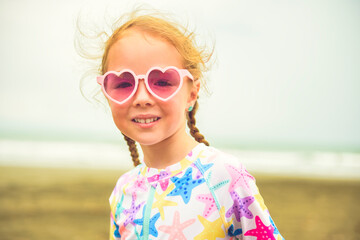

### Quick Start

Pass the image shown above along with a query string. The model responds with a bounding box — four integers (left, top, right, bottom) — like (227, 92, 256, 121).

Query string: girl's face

(105, 28, 199, 146)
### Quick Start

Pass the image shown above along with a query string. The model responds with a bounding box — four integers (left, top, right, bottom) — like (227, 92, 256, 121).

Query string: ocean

(0, 139, 359, 179)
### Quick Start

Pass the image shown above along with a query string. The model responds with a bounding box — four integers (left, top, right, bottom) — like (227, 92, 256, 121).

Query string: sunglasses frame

(97, 66, 194, 105)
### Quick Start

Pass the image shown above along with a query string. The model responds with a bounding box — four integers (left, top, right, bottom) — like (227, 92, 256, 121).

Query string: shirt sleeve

(222, 162, 284, 240)
(109, 213, 121, 240)
(109, 178, 123, 240)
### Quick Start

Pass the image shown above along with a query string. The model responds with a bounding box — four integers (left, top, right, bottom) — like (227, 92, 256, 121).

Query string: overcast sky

(0, 0, 359, 151)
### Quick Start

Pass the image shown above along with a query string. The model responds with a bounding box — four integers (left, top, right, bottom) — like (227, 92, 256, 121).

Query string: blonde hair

(77, 8, 213, 166)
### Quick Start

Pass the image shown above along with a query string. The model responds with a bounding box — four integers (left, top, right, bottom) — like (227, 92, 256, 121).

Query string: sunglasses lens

(148, 69, 181, 99)
(103, 72, 135, 102)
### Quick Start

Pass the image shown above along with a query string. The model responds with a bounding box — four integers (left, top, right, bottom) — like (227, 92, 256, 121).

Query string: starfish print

(123, 193, 145, 226)
(113, 220, 121, 238)
(254, 193, 267, 211)
(196, 169, 229, 218)
(196, 193, 217, 218)
(194, 166, 203, 180)
(140, 165, 148, 176)
(147, 169, 171, 191)
(133, 205, 161, 238)
(226, 192, 255, 221)
(114, 194, 125, 219)
(158, 211, 196, 240)
(168, 168, 205, 204)
(244, 216, 275, 240)
(188, 150, 193, 157)
(225, 163, 255, 193)
(122, 171, 140, 193)
(194, 209, 226, 240)
(193, 158, 214, 179)
(196, 149, 207, 159)
(167, 158, 193, 178)
(110, 196, 118, 214)
(118, 224, 131, 239)
(227, 223, 243, 237)
(180, 158, 193, 169)
(153, 185, 177, 220)
(127, 176, 148, 194)
(158, 176, 170, 190)
(110, 173, 133, 209)
(112, 180, 123, 196)
(207, 171, 230, 191)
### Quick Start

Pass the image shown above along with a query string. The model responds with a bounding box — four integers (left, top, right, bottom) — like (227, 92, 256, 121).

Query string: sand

(0, 166, 359, 240)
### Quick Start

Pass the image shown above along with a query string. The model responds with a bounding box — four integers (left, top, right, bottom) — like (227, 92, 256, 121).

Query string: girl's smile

(131, 114, 161, 128)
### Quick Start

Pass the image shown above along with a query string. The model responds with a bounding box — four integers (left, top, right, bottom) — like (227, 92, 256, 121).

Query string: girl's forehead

(107, 29, 183, 72)
(116, 28, 174, 50)
(121, 27, 159, 41)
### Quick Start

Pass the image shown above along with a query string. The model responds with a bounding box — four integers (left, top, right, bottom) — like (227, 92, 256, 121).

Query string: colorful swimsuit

(109, 143, 284, 240)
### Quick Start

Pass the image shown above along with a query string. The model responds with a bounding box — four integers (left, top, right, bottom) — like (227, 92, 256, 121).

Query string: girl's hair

(78, 9, 213, 167)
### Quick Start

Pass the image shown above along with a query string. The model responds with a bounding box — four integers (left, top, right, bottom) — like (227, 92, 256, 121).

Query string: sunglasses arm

(97, 76, 104, 85)
(181, 70, 194, 82)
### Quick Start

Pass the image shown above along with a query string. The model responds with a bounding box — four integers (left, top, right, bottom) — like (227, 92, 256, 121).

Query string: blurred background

(0, 0, 359, 239)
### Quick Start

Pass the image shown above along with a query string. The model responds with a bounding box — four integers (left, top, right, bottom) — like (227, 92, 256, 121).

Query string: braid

(122, 134, 141, 167)
(187, 101, 210, 146)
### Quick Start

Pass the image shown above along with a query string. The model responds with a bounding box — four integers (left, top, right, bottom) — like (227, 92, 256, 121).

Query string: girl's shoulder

(109, 164, 143, 201)
(113, 164, 144, 188)
(195, 144, 256, 185)
(198, 145, 249, 171)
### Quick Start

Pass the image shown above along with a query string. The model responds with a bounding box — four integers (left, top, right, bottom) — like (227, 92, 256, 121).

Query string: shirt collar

(141, 143, 206, 186)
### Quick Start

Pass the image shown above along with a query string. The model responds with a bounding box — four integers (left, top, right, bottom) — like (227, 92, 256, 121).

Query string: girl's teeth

(134, 118, 158, 123)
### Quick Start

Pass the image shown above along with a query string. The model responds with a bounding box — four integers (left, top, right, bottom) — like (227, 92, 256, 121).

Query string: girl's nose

(132, 79, 154, 107)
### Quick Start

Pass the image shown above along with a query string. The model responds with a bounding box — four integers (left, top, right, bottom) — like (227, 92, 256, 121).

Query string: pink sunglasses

(97, 66, 194, 104)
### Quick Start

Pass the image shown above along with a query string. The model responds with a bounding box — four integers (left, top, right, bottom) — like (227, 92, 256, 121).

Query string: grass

(0, 166, 359, 240)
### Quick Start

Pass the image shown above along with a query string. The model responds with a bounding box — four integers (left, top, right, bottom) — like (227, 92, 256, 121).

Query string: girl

(94, 10, 284, 240)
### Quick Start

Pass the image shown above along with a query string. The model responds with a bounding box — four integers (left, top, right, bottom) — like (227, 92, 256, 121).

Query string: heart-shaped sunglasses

(97, 66, 194, 104)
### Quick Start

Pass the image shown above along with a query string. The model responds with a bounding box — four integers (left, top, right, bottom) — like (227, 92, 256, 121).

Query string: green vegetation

(0, 166, 359, 240)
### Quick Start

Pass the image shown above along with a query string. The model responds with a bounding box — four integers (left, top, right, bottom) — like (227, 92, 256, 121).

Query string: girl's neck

(140, 129, 199, 169)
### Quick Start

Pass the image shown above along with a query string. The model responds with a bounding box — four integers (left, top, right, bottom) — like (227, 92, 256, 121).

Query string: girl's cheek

(111, 106, 127, 117)
(109, 105, 129, 126)
(109, 100, 129, 111)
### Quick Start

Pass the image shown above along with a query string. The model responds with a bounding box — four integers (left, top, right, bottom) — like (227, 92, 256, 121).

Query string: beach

(0, 166, 359, 240)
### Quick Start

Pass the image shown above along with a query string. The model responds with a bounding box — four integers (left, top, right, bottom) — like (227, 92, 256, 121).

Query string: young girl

(94, 10, 284, 240)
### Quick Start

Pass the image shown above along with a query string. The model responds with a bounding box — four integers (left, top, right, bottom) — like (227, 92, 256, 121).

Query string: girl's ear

(187, 80, 200, 108)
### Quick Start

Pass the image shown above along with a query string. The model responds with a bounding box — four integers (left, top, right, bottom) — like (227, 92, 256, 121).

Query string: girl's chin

(136, 139, 164, 147)
(122, 134, 164, 147)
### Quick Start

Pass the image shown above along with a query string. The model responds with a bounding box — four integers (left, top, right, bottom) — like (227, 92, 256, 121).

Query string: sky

(0, 0, 359, 151)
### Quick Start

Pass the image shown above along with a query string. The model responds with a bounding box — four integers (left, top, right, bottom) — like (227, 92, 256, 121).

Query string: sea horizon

(0, 138, 359, 180)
